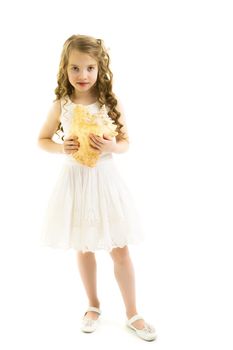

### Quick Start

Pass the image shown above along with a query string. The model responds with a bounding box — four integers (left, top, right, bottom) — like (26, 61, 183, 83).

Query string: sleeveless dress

(39, 96, 144, 252)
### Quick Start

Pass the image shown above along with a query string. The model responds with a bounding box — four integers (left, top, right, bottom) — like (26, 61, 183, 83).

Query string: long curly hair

(54, 34, 127, 141)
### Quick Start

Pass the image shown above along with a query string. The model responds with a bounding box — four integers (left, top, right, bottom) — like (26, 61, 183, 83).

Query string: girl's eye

(71, 66, 95, 72)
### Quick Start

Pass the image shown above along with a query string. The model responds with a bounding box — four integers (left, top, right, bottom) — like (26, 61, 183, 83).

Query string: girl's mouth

(77, 82, 89, 87)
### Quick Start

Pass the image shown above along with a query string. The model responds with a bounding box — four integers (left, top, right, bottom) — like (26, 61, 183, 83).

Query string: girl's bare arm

(37, 100, 80, 154)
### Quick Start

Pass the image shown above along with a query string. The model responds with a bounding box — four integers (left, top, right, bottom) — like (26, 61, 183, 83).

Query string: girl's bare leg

(109, 246, 145, 329)
(77, 251, 100, 320)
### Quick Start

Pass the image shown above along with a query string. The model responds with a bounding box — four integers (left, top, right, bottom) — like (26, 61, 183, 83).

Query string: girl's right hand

(63, 135, 80, 154)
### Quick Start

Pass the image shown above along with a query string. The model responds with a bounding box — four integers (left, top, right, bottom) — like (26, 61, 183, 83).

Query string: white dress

(40, 97, 144, 252)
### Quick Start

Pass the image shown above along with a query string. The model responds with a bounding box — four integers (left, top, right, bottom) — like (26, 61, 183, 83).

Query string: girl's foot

(84, 310, 100, 320)
(80, 306, 101, 333)
(85, 301, 100, 320)
(130, 318, 146, 330)
(127, 314, 156, 341)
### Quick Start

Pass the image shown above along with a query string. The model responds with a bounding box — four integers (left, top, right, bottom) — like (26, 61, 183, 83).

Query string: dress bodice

(59, 96, 114, 161)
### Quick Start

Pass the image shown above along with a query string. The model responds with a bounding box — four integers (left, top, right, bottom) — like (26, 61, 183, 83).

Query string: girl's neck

(71, 88, 98, 105)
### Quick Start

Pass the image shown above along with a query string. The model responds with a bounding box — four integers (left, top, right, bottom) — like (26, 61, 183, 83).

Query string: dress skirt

(40, 153, 144, 252)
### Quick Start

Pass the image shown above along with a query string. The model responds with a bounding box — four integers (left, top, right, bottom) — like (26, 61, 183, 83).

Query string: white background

(0, 0, 232, 349)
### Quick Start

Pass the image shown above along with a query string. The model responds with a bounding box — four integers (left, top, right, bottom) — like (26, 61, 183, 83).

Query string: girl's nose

(79, 70, 87, 79)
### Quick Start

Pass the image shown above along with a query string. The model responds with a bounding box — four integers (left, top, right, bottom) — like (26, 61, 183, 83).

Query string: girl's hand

(89, 133, 115, 153)
(63, 135, 80, 154)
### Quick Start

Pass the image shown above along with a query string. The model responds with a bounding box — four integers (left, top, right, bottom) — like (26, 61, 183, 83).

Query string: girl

(37, 34, 156, 342)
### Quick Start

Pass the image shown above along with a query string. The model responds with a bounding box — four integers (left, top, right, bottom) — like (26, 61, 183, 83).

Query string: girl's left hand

(89, 133, 116, 153)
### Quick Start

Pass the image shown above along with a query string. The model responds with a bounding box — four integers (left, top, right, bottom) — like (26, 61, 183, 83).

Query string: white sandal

(127, 314, 157, 341)
(80, 306, 101, 333)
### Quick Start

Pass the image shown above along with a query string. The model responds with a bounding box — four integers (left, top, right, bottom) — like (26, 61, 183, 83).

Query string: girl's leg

(109, 246, 145, 329)
(77, 251, 100, 320)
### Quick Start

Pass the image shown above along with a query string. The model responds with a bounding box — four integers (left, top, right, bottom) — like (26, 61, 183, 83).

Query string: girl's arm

(37, 100, 64, 154)
(113, 99, 130, 154)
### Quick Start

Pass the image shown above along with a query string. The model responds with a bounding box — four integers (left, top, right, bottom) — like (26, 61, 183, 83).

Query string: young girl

(38, 34, 156, 341)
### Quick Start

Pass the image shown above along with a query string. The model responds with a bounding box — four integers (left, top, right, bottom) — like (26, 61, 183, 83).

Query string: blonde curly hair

(54, 34, 127, 141)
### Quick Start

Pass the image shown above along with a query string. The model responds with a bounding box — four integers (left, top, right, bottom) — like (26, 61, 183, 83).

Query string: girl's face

(67, 49, 98, 94)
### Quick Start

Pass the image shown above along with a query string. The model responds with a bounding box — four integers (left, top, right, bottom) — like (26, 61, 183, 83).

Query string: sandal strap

(85, 306, 101, 315)
(127, 314, 144, 325)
